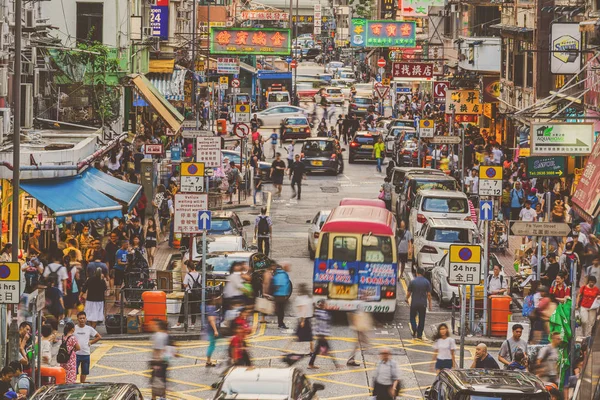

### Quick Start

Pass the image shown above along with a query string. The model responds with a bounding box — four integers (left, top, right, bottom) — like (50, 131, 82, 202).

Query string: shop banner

(573, 139, 600, 219)
(481, 76, 500, 103)
(551, 23, 582, 74)
(350, 19, 416, 48)
(150, 6, 169, 40)
(392, 62, 434, 79)
(240, 10, 289, 20)
(217, 57, 240, 74)
(531, 122, 593, 155)
(445, 90, 482, 114)
(210, 28, 291, 56)
(526, 156, 566, 178)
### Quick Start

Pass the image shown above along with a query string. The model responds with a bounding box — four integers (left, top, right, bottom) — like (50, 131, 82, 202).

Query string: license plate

(330, 284, 358, 299)
(358, 107, 366, 111)
(206, 280, 223, 286)
(311, 161, 323, 166)
(363, 145, 373, 149)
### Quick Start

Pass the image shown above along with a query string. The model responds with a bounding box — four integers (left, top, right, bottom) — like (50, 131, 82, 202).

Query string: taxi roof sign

(181, 162, 205, 177)
(449, 245, 481, 264)
(479, 166, 502, 180)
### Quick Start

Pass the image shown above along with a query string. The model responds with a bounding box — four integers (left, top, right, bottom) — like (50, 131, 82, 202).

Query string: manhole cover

(320, 186, 339, 193)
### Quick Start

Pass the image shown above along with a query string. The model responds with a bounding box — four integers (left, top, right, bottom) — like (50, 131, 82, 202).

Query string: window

(507, 38, 514, 81)
(362, 235, 393, 263)
(76, 3, 103, 43)
(318, 233, 329, 258)
(427, 228, 470, 243)
(514, 41, 525, 87)
(332, 236, 357, 262)
(501, 38, 507, 79)
(422, 198, 468, 213)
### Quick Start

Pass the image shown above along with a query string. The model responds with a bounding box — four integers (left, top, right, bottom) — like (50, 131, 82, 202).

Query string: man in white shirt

(487, 264, 508, 295)
(519, 200, 537, 222)
(285, 140, 296, 168)
(43, 255, 69, 294)
(492, 145, 503, 165)
(75, 311, 101, 383)
(465, 169, 479, 195)
(172, 262, 202, 329)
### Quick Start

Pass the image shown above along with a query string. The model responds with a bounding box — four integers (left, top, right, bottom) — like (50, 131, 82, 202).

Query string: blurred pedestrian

(205, 299, 220, 367)
(229, 324, 251, 366)
(380, 177, 392, 211)
(294, 283, 313, 354)
(264, 263, 292, 329)
(431, 323, 456, 373)
(172, 262, 202, 329)
(371, 348, 399, 400)
(406, 267, 432, 339)
(150, 320, 176, 400)
(373, 136, 385, 173)
(308, 301, 339, 369)
(347, 310, 372, 367)
(535, 332, 561, 384)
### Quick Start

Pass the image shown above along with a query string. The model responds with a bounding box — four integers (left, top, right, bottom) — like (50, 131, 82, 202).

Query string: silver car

(256, 105, 307, 128)
(307, 210, 331, 259)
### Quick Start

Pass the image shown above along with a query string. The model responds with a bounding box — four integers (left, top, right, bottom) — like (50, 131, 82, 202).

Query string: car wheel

(308, 240, 315, 260)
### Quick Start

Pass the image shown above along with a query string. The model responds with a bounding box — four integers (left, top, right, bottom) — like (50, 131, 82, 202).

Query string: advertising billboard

(209, 28, 291, 56)
(531, 123, 593, 155)
(392, 62, 434, 79)
(445, 90, 482, 114)
(150, 6, 169, 39)
(573, 139, 600, 220)
(350, 19, 416, 48)
(551, 23, 582, 74)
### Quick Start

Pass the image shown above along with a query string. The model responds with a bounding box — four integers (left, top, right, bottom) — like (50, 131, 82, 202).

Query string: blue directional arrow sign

(198, 210, 212, 231)
(479, 200, 493, 221)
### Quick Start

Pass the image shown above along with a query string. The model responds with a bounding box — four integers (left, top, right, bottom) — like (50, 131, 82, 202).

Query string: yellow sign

(219, 76, 229, 86)
(445, 90, 482, 115)
(519, 148, 531, 157)
(181, 162, 205, 177)
(449, 245, 481, 264)
(479, 165, 503, 180)
(419, 119, 434, 129)
(382, 78, 391, 86)
(235, 104, 251, 114)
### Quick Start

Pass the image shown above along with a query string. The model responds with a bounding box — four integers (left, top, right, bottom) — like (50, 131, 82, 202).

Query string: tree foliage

(350, 0, 373, 18)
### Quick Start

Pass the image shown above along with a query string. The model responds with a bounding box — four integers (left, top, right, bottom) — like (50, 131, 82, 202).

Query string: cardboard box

(127, 309, 142, 334)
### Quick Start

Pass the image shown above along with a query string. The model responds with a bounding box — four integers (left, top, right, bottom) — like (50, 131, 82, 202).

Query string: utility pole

(192, 0, 197, 128)
(9, 0, 22, 365)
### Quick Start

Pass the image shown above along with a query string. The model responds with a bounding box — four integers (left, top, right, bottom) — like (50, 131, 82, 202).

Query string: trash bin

(490, 295, 512, 337)
(142, 291, 167, 332)
(217, 119, 227, 135)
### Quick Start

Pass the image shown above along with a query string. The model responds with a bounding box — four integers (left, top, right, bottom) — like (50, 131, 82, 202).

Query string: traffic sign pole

(482, 211, 489, 336)
(460, 287, 466, 368)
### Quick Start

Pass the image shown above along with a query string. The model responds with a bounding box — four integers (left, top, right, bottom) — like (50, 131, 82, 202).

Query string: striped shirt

(313, 309, 331, 336)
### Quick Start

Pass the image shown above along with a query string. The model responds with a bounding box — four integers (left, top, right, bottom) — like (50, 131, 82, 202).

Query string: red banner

(573, 139, 600, 220)
(392, 62, 434, 79)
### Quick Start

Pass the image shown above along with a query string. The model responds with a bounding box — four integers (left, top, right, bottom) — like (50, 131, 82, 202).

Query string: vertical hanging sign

(151, 0, 169, 40)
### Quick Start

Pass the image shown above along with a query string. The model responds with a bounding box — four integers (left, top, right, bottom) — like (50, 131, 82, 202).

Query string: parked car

(396, 173, 458, 220)
(31, 383, 143, 400)
(408, 190, 470, 235)
(296, 81, 320, 101)
(348, 96, 374, 117)
(300, 138, 344, 175)
(348, 131, 382, 163)
(337, 69, 356, 84)
(385, 126, 416, 156)
(204, 251, 277, 293)
(256, 106, 307, 128)
(212, 367, 325, 399)
(182, 235, 247, 263)
(414, 218, 479, 273)
(304, 47, 321, 60)
(424, 369, 549, 400)
(307, 209, 332, 259)
(326, 61, 344, 73)
(389, 167, 445, 215)
(388, 118, 416, 130)
(282, 117, 312, 140)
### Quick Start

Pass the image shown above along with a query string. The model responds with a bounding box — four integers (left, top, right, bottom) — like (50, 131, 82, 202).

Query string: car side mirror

(313, 383, 325, 391)
(243, 220, 251, 227)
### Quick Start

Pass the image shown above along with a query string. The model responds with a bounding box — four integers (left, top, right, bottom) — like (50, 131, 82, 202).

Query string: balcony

(457, 36, 501, 73)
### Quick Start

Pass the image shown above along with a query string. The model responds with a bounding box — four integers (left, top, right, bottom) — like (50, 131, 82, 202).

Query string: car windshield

(302, 140, 335, 156)
(223, 153, 241, 164)
(355, 136, 378, 144)
(205, 256, 248, 272)
(208, 219, 234, 234)
(414, 179, 457, 192)
(393, 120, 414, 128)
(287, 118, 308, 125)
(422, 198, 468, 213)
(427, 228, 470, 243)
(268, 93, 289, 102)
(220, 379, 289, 396)
(327, 88, 343, 94)
(340, 72, 354, 79)
(354, 98, 373, 104)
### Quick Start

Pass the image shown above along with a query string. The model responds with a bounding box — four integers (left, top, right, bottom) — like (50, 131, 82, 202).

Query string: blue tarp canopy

(82, 168, 143, 211)
(21, 175, 124, 224)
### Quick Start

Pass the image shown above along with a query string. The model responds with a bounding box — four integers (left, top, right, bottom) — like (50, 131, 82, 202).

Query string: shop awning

(21, 176, 123, 224)
(149, 59, 175, 74)
(81, 168, 143, 211)
(489, 24, 534, 34)
(130, 74, 185, 132)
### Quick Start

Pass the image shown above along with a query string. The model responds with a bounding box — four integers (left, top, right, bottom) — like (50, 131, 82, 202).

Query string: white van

(182, 235, 246, 263)
(267, 91, 291, 108)
(408, 190, 471, 235)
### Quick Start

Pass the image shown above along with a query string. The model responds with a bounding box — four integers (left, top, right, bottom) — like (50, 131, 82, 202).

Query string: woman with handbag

(371, 349, 400, 400)
(576, 275, 600, 337)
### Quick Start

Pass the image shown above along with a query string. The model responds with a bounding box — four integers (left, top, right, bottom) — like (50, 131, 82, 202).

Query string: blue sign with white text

(198, 210, 212, 231)
(150, 6, 169, 40)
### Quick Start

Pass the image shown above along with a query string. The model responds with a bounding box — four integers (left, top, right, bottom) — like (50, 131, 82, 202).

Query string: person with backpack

(58, 321, 80, 384)
(9, 361, 33, 398)
(43, 255, 68, 295)
(509, 181, 525, 220)
(254, 207, 272, 256)
(172, 262, 202, 329)
(560, 241, 580, 284)
(264, 263, 292, 329)
(487, 264, 508, 296)
(498, 324, 527, 368)
(22, 258, 43, 294)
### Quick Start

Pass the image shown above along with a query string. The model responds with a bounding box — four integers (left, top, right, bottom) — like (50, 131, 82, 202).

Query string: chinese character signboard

(217, 57, 240, 74)
(400, 0, 445, 17)
(240, 10, 290, 20)
(196, 137, 221, 168)
(210, 27, 291, 56)
(350, 19, 416, 48)
(174, 193, 208, 234)
(150, 6, 169, 39)
(573, 139, 600, 220)
(392, 62, 434, 79)
(448, 245, 481, 285)
(445, 90, 482, 114)
(531, 123, 593, 155)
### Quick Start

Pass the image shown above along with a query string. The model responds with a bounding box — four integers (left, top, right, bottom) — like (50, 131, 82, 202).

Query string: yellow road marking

(93, 364, 213, 389)
(307, 367, 375, 378)
(310, 376, 372, 390)
(89, 344, 113, 372)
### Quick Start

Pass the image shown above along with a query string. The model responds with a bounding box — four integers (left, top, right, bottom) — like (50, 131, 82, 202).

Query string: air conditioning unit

(0, 108, 11, 138)
(25, 9, 35, 28)
(142, 27, 153, 38)
(0, 68, 7, 97)
(20, 83, 33, 129)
